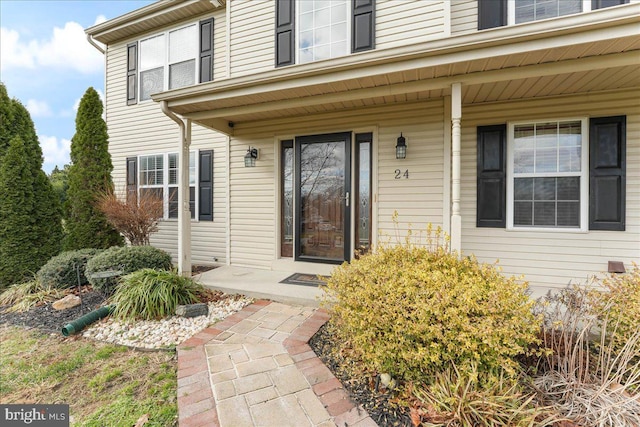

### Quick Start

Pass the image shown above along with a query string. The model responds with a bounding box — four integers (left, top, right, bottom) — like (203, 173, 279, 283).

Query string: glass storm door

(295, 133, 351, 263)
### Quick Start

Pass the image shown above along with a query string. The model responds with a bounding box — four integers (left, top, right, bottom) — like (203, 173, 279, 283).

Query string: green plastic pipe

(61, 305, 115, 336)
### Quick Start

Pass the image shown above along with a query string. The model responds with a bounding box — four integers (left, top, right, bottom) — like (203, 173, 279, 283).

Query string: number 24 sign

(394, 169, 409, 179)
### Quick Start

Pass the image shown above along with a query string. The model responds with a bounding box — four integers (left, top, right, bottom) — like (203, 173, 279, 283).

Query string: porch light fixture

(396, 133, 406, 159)
(244, 147, 258, 167)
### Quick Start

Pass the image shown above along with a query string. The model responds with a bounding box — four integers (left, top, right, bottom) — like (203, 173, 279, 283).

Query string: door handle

(345, 191, 350, 207)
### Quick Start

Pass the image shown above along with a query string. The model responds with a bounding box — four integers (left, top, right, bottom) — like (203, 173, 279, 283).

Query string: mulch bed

(309, 322, 414, 427)
(0, 286, 107, 334)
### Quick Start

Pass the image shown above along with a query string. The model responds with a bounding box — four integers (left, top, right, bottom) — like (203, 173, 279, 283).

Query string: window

(512, 0, 582, 24)
(127, 18, 214, 104)
(298, 0, 349, 64)
(126, 151, 212, 221)
(275, 0, 374, 67)
(507, 119, 588, 230)
(477, 116, 625, 231)
(478, 0, 628, 29)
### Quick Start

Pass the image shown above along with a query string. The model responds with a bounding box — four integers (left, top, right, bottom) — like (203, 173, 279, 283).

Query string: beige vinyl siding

(228, 100, 445, 269)
(450, 0, 477, 36)
(376, 0, 446, 50)
(229, 0, 274, 78)
(460, 89, 640, 294)
(104, 32, 228, 266)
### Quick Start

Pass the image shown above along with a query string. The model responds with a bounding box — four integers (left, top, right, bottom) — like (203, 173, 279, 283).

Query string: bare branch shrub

(95, 189, 163, 246)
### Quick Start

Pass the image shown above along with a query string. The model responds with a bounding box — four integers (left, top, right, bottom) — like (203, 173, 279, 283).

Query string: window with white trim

(298, 0, 350, 64)
(139, 24, 197, 101)
(510, 0, 585, 24)
(507, 119, 588, 230)
(139, 152, 197, 219)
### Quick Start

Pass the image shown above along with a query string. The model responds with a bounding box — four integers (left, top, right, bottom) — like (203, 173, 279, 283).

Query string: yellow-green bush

(323, 227, 541, 383)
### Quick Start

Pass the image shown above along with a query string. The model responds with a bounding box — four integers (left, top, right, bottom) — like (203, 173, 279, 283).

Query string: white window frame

(506, 117, 589, 232)
(138, 151, 199, 221)
(296, 0, 352, 64)
(507, 0, 592, 25)
(138, 22, 199, 102)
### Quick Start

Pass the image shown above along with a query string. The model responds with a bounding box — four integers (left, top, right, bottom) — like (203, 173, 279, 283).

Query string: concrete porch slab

(195, 265, 331, 307)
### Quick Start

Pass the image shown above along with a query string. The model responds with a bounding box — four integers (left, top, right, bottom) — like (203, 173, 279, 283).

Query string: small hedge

(86, 245, 172, 294)
(36, 248, 103, 289)
(111, 269, 204, 320)
(323, 228, 541, 383)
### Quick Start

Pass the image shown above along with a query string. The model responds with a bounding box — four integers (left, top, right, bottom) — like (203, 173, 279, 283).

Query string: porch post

(178, 120, 192, 276)
(450, 83, 462, 254)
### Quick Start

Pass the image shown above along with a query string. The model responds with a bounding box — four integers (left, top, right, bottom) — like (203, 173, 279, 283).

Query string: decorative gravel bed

(81, 295, 252, 349)
(0, 286, 252, 349)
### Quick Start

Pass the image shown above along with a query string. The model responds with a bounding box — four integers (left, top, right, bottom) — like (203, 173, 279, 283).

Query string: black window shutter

(589, 116, 626, 231)
(126, 42, 138, 105)
(275, 0, 295, 67)
(477, 125, 507, 228)
(352, 0, 375, 53)
(592, 0, 628, 10)
(126, 157, 137, 204)
(199, 150, 213, 221)
(478, 0, 507, 30)
(199, 18, 214, 83)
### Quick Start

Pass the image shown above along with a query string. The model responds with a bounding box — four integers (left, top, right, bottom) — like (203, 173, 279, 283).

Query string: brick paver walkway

(177, 300, 377, 427)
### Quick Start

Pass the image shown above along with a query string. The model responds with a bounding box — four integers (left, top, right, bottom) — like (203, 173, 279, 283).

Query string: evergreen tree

(64, 87, 123, 250)
(0, 83, 14, 160)
(0, 87, 63, 288)
(49, 164, 70, 207)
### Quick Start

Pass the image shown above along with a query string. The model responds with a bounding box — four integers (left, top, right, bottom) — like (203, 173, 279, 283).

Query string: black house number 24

(394, 169, 409, 179)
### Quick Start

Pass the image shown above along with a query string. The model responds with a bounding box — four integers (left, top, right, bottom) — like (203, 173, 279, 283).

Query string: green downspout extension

(61, 305, 115, 336)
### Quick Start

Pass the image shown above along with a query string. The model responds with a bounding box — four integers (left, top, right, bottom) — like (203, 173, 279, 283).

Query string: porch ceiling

(152, 5, 640, 134)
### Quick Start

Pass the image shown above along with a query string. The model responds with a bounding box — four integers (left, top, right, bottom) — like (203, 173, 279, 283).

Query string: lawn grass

(0, 325, 177, 426)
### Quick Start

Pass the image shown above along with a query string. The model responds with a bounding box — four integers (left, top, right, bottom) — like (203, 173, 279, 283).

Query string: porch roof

(152, 3, 640, 135)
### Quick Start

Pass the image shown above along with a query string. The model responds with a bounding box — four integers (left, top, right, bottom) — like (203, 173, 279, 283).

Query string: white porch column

(451, 83, 462, 254)
(178, 120, 192, 276)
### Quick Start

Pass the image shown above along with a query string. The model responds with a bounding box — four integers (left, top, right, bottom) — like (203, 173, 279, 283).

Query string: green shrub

(323, 226, 541, 383)
(36, 248, 103, 289)
(111, 269, 204, 320)
(86, 246, 172, 294)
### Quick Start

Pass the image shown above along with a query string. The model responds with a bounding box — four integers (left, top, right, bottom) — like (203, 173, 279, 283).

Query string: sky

(1, 0, 155, 173)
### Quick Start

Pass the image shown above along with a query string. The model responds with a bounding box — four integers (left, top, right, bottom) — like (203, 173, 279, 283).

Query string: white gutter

(86, 34, 105, 54)
(160, 101, 192, 277)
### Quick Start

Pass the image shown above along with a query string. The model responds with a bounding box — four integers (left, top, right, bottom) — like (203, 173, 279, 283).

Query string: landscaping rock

(52, 295, 81, 310)
(176, 303, 208, 318)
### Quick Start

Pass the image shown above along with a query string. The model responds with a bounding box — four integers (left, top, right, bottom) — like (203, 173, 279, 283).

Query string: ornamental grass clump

(0, 279, 65, 313)
(111, 269, 205, 320)
(323, 224, 541, 384)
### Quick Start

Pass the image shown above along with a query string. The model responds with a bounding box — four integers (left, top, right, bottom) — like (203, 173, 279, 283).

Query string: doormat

(279, 273, 330, 287)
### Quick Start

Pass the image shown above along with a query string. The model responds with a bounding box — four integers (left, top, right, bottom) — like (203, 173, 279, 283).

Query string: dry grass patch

(0, 325, 177, 426)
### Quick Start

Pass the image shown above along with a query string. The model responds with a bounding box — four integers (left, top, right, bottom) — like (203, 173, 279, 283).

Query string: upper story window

(276, 0, 375, 67)
(127, 18, 214, 105)
(298, 0, 349, 64)
(478, 0, 629, 30)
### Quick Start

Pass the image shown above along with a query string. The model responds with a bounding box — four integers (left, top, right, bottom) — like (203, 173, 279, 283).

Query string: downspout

(161, 101, 192, 276)
(86, 34, 105, 54)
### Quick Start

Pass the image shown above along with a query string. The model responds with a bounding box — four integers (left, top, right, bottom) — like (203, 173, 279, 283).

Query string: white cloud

(26, 99, 53, 117)
(94, 15, 107, 26)
(0, 21, 103, 74)
(0, 28, 36, 69)
(40, 135, 71, 173)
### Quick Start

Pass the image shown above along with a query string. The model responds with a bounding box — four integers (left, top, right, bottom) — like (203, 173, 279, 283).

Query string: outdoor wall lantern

(396, 133, 407, 159)
(244, 147, 259, 167)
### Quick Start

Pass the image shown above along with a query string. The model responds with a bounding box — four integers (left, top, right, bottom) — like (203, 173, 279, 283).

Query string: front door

(295, 132, 351, 263)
